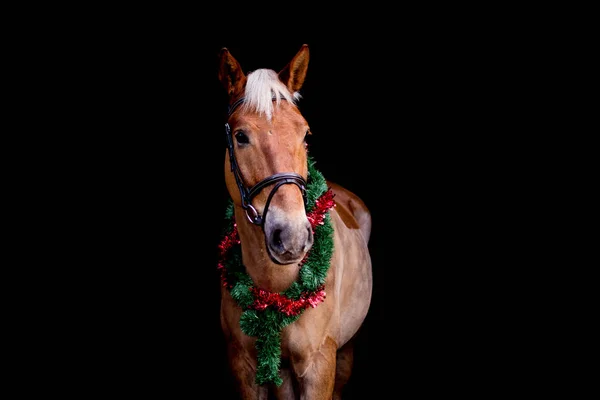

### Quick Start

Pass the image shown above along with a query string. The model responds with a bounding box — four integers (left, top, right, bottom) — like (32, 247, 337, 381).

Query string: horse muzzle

(264, 209, 314, 265)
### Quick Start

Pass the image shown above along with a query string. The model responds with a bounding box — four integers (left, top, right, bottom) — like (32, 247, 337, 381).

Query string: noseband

(224, 97, 307, 226)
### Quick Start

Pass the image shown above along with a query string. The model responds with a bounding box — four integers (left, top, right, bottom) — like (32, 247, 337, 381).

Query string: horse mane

(241, 69, 302, 121)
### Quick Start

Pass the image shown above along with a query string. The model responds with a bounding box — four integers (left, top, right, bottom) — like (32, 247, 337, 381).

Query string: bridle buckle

(245, 204, 261, 225)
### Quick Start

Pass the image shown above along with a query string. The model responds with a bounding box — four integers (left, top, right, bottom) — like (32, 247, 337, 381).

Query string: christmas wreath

(217, 156, 336, 386)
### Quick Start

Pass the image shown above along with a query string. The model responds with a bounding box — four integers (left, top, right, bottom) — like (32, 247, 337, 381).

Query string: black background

(56, 39, 395, 398)
(41, 25, 513, 397)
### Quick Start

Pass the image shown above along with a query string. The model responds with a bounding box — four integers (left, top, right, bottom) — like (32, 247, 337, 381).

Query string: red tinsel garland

(217, 189, 335, 316)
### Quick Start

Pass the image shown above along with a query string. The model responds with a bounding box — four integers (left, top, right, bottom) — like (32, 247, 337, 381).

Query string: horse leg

(333, 339, 355, 400)
(292, 336, 337, 400)
(227, 344, 269, 400)
(272, 366, 296, 399)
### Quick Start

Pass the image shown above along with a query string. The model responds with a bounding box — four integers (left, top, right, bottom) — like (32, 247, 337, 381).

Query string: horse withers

(216, 43, 373, 399)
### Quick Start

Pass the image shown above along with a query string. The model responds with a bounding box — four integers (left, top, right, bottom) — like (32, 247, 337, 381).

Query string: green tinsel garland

(220, 156, 335, 386)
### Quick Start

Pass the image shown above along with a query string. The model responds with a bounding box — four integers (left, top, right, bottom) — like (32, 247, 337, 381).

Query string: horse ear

(279, 44, 309, 93)
(218, 47, 247, 99)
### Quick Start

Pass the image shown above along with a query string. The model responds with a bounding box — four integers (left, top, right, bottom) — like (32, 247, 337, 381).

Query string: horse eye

(235, 131, 249, 145)
(303, 130, 311, 149)
(304, 129, 311, 141)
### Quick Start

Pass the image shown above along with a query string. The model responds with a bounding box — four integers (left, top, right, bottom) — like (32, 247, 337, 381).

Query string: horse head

(218, 44, 312, 265)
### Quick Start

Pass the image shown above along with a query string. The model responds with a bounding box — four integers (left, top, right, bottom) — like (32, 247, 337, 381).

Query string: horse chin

(265, 245, 306, 266)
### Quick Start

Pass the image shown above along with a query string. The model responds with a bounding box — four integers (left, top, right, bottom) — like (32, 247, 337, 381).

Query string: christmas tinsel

(217, 156, 335, 386)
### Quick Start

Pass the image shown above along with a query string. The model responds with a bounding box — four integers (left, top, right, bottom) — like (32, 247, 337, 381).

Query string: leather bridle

(224, 97, 307, 226)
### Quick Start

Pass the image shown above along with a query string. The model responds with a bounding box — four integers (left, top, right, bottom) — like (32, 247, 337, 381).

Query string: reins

(224, 97, 307, 226)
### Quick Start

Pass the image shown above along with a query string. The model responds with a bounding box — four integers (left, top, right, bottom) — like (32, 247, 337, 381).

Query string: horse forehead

(236, 106, 306, 132)
(271, 110, 306, 132)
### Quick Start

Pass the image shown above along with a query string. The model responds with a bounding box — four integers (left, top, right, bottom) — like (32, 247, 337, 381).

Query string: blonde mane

(241, 69, 302, 121)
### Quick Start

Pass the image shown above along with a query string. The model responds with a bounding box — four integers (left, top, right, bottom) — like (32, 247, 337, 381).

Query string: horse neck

(234, 206, 301, 293)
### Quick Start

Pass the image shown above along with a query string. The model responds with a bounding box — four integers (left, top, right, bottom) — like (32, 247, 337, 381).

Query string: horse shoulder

(326, 180, 371, 243)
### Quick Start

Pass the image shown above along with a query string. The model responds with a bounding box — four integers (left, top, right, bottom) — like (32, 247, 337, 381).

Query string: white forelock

(242, 69, 302, 120)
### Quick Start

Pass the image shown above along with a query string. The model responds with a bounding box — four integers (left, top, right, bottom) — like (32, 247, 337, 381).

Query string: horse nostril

(272, 229, 283, 249)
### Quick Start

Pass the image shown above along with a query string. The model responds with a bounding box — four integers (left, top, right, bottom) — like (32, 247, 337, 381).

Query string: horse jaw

(263, 205, 313, 265)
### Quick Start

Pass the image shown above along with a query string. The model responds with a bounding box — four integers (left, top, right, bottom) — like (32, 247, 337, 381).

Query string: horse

(216, 44, 373, 399)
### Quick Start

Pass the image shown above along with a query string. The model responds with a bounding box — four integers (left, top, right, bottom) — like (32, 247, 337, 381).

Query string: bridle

(224, 97, 307, 226)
